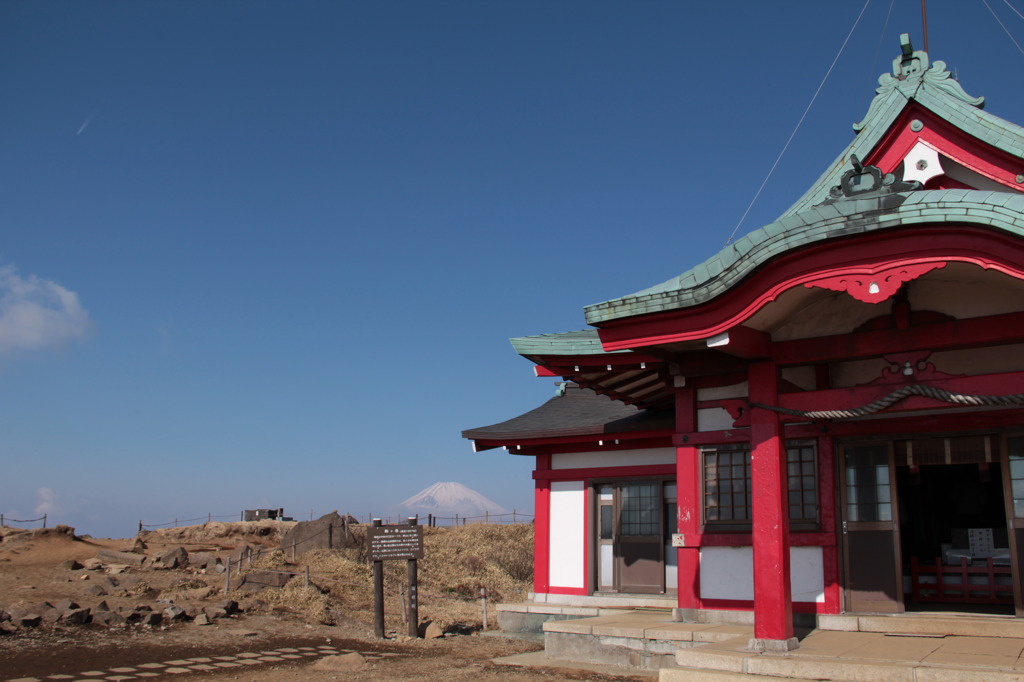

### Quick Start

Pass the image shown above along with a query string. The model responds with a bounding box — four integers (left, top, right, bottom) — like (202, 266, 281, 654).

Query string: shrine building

(462, 37, 1024, 651)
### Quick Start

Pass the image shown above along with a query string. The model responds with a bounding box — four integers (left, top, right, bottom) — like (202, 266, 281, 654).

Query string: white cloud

(0, 266, 92, 355)
(34, 487, 61, 516)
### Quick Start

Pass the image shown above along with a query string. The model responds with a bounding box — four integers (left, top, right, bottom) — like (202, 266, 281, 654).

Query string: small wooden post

(225, 557, 231, 593)
(174, 517, 178, 528)
(372, 519, 385, 638)
(207, 512, 211, 524)
(480, 586, 488, 629)
(512, 510, 516, 523)
(328, 524, 333, 550)
(42, 514, 47, 529)
(407, 516, 419, 638)
(428, 513, 433, 527)
(304, 565, 310, 588)
(485, 511, 489, 524)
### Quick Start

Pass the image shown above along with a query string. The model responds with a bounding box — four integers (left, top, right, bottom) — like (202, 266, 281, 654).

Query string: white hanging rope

(724, 0, 872, 246)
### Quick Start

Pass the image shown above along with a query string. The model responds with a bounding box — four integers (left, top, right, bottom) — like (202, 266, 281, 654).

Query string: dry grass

(141, 520, 295, 545)
(234, 523, 533, 633)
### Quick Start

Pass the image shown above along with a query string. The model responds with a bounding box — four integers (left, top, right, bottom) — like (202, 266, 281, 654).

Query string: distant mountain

(400, 481, 510, 518)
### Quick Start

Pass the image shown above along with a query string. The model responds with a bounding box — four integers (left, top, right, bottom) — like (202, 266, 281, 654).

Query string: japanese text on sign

(367, 525, 424, 561)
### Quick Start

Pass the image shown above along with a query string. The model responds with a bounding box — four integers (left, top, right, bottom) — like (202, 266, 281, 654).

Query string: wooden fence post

(480, 586, 488, 629)
(372, 519, 385, 638)
(407, 516, 419, 638)
(42, 514, 47, 529)
(225, 557, 231, 594)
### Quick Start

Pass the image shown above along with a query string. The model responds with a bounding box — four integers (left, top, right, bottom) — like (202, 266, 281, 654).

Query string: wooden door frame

(838, 439, 904, 613)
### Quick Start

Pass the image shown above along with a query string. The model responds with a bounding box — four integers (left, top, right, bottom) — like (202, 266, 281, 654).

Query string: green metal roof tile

(582, 190, 1024, 326)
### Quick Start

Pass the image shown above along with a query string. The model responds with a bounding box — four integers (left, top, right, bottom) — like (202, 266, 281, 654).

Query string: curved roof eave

(583, 189, 1024, 326)
(510, 329, 628, 357)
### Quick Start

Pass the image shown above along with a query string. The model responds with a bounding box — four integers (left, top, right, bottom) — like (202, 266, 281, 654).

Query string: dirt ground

(0, 526, 645, 681)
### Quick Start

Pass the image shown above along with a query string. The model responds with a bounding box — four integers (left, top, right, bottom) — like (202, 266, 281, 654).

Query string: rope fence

(0, 513, 47, 528)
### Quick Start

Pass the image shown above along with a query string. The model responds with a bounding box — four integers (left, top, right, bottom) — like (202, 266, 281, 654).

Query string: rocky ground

(0, 524, 645, 681)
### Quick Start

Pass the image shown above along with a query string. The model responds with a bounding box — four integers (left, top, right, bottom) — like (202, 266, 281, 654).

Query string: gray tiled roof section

(584, 190, 1024, 325)
(461, 385, 672, 442)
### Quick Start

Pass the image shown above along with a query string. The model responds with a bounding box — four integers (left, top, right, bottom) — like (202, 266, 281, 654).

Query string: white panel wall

(551, 447, 674, 470)
(549, 480, 586, 589)
(698, 407, 735, 432)
(699, 546, 824, 603)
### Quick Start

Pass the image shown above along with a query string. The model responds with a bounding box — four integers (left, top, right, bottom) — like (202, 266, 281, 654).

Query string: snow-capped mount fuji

(399, 482, 510, 517)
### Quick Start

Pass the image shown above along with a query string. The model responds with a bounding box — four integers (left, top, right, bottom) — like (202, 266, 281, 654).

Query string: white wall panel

(551, 447, 674, 470)
(700, 546, 825, 603)
(549, 480, 586, 589)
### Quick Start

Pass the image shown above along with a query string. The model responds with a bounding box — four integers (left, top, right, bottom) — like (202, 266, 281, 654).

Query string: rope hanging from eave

(749, 383, 1024, 420)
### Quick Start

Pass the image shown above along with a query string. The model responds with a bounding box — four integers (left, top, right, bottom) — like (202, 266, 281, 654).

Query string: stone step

(660, 668, 820, 682)
(819, 612, 1024, 638)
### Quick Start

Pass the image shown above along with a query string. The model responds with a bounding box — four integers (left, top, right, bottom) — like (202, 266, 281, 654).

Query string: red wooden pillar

(749, 361, 798, 651)
(675, 385, 700, 615)
(533, 454, 552, 594)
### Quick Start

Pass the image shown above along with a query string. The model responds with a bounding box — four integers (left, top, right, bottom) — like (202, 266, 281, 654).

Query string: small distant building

(464, 36, 1024, 652)
(243, 508, 288, 522)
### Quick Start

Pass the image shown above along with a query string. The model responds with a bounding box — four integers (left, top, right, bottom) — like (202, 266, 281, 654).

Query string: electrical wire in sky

(723, 0, 871, 247)
(984, 0, 1024, 55)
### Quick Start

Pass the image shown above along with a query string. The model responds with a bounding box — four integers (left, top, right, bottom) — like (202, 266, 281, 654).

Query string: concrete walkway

(667, 627, 1024, 681)
(495, 607, 1024, 681)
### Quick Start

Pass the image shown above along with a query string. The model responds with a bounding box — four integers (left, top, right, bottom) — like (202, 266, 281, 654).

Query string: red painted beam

(706, 325, 772, 359)
(777, 370, 1024, 419)
(773, 310, 1024, 366)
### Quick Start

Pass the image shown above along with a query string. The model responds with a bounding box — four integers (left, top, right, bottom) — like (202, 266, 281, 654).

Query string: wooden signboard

(367, 524, 424, 561)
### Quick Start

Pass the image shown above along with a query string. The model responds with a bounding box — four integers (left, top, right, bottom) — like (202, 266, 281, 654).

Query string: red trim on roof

(596, 228, 1024, 351)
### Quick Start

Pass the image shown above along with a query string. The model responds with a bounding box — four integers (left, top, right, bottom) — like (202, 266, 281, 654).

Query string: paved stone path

(5, 644, 401, 681)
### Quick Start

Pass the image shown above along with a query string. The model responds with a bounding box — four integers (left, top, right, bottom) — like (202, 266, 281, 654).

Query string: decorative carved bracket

(804, 262, 946, 304)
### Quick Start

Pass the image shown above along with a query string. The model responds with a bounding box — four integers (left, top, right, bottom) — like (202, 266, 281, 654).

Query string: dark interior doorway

(897, 462, 1013, 613)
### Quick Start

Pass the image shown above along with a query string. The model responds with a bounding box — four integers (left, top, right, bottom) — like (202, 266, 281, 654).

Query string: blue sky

(4, 1, 1024, 538)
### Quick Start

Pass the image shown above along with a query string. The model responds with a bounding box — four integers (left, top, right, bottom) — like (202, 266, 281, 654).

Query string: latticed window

(620, 482, 661, 535)
(702, 441, 818, 528)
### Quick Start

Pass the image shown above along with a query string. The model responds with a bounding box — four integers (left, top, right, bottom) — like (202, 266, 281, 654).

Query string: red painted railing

(909, 556, 1013, 604)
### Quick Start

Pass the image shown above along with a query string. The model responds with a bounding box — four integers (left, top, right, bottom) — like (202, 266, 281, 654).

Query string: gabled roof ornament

(824, 154, 921, 203)
(853, 34, 984, 132)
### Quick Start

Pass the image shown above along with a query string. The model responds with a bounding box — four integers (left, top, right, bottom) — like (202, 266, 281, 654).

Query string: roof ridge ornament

(823, 154, 920, 203)
(853, 34, 984, 132)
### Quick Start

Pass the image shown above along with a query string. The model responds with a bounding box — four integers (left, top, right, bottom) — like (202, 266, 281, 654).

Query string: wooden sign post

(367, 517, 423, 639)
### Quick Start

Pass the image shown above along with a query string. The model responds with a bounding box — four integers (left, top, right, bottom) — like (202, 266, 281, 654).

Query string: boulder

(193, 613, 212, 626)
(313, 653, 365, 672)
(154, 546, 188, 569)
(189, 552, 221, 569)
(164, 605, 187, 621)
(95, 550, 145, 566)
(81, 558, 104, 571)
(91, 610, 125, 627)
(82, 584, 107, 597)
(53, 599, 80, 616)
(244, 570, 290, 589)
(58, 559, 83, 571)
(280, 511, 359, 556)
(419, 620, 444, 639)
(61, 607, 91, 625)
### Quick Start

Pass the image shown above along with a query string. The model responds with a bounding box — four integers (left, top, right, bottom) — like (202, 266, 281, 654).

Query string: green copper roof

(510, 329, 625, 356)
(584, 39, 1024, 327)
(584, 189, 1024, 325)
